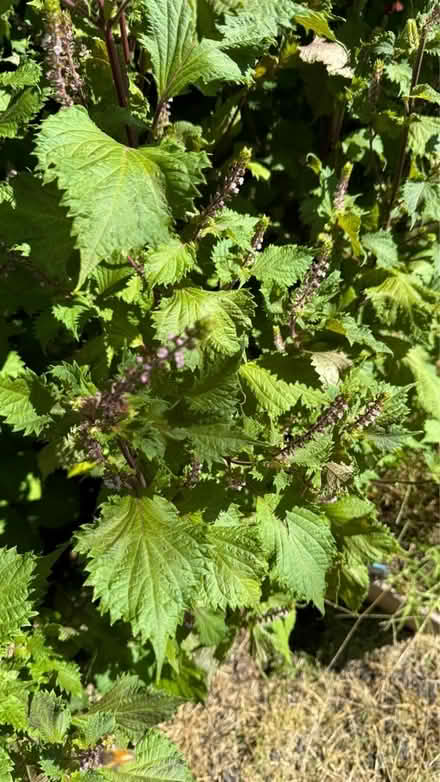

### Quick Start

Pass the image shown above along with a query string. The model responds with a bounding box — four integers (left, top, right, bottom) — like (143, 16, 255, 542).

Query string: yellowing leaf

(247, 161, 271, 181)
(337, 212, 362, 256)
(309, 351, 352, 387)
(299, 37, 353, 78)
(67, 462, 96, 478)
(294, 9, 336, 41)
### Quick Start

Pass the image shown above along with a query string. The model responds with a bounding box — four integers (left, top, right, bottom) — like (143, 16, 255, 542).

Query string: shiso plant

(1, 0, 440, 778)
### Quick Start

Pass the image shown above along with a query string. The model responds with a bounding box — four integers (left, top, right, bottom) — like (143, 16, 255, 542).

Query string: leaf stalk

(385, 25, 428, 229)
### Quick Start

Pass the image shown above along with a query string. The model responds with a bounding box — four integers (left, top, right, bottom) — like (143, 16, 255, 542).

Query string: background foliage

(1, 0, 440, 778)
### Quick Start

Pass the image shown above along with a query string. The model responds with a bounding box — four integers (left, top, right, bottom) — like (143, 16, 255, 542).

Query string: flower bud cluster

(154, 97, 174, 139)
(203, 160, 246, 220)
(43, 10, 84, 107)
(281, 394, 349, 457)
(368, 60, 384, 108)
(350, 394, 384, 430)
(333, 162, 353, 212)
(102, 468, 138, 492)
(184, 459, 202, 488)
(291, 235, 332, 318)
(75, 328, 198, 464)
(243, 218, 269, 268)
(251, 221, 266, 252)
(425, 4, 440, 31)
(226, 469, 246, 492)
(273, 326, 286, 353)
(78, 746, 106, 772)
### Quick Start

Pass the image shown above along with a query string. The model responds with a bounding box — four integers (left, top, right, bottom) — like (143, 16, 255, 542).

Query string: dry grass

(163, 633, 440, 782)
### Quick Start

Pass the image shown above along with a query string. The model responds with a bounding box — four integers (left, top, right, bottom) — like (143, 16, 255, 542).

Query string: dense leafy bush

(1, 0, 440, 777)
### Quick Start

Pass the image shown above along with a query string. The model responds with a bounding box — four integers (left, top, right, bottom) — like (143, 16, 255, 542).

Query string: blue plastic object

(369, 562, 390, 580)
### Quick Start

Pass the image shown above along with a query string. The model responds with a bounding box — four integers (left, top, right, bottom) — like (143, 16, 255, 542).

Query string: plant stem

(151, 98, 166, 140)
(385, 27, 428, 229)
(111, 0, 131, 25)
(127, 254, 145, 279)
(119, 12, 131, 66)
(117, 437, 147, 490)
(61, 0, 87, 15)
(95, 0, 137, 147)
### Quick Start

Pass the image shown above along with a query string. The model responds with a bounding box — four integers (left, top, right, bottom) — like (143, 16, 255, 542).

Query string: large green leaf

(0, 371, 53, 436)
(74, 495, 205, 669)
(153, 287, 254, 355)
(0, 746, 13, 782)
(402, 181, 440, 228)
(0, 547, 36, 637)
(0, 671, 30, 731)
(0, 174, 78, 283)
(362, 230, 399, 269)
(202, 521, 267, 609)
(0, 87, 43, 138)
(324, 496, 375, 525)
(365, 272, 433, 319)
(35, 108, 206, 289)
(144, 239, 196, 287)
(294, 5, 336, 40)
(239, 361, 302, 417)
(256, 496, 336, 612)
(99, 730, 193, 781)
(330, 519, 398, 610)
(408, 115, 440, 157)
(87, 674, 183, 738)
(252, 244, 313, 288)
(325, 315, 393, 354)
(0, 61, 41, 89)
(404, 346, 440, 418)
(140, 0, 243, 101)
(177, 423, 258, 464)
(28, 692, 71, 744)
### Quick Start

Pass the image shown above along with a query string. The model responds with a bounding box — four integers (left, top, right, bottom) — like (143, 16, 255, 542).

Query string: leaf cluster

(1, 0, 440, 777)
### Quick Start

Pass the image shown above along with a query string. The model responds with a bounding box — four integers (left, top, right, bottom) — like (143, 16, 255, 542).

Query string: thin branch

(385, 27, 428, 229)
(371, 478, 436, 485)
(326, 588, 387, 672)
(395, 485, 411, 543)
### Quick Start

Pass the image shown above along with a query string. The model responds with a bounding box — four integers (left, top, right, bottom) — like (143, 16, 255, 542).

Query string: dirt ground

(163, 632, 440, 782)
